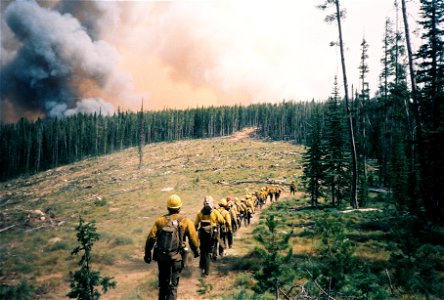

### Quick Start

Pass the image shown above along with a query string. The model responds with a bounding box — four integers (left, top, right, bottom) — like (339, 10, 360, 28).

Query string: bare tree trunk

(401, 0, 422, 138)
(35, 123, 43, 172)
(53, 123, 59, 167)
(401, 0, 425, 214)
(275, 279, 279, 300)
(335, 0, 359, 209)
(25, 131, 31, 173)
(138, 99, 145, 169)
(103, 119, 107, 154)
(95, 116, 99, 157)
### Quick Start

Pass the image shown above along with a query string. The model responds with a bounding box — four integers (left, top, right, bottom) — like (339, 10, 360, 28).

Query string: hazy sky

(0, 0, 422, 120)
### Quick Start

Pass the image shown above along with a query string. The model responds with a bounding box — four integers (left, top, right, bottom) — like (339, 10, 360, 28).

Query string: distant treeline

(0, 102, 320, 182)
(1, 0, 442, 225)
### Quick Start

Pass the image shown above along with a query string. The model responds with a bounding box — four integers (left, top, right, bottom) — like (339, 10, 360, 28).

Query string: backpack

(198, 208, 213, 240)
(156, 216, 184, 262)
(198, 217, 214, 253)
(199, 220, 213, 240)
(218, 209, 229, 233)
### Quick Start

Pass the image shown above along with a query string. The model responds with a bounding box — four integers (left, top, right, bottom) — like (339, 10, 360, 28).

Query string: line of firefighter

(144, 185, 284, 300)
(194, 185, 283, 277)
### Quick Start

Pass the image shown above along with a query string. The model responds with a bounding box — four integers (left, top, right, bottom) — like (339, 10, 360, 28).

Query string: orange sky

(103, 0, 420, 112)
(1, 0, 421, 120)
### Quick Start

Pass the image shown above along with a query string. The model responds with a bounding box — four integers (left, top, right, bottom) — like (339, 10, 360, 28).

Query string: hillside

(0, 128, 305, 299)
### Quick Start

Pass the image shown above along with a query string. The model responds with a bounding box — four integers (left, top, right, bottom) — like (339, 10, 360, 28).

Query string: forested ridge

(1, 0, 444, 299)
(1, 0, 443, 222)
(0, 102, 317, 182)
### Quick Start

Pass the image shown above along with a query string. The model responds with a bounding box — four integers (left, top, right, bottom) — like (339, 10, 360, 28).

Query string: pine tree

(356, 37, 371, 207)
(302, 107, 325, 207)
(415, 0, 444, 221)
(138, 100, 144, 169)
(306, 214, 357, 297)
(67, 216, 116, 299)
(377, 13, 409, 187)
(323, 76, 350, 206)
(359, 37, 371, 102)
(253, 215, 293, 299)
(389, 126, 409, 209)
(318, 0, 359, 208)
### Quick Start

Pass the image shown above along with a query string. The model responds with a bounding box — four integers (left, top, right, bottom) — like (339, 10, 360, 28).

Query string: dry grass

(0, 129, 305, 299)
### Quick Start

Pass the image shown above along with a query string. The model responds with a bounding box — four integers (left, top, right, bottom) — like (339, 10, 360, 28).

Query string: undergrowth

(237, 198, 444, 300)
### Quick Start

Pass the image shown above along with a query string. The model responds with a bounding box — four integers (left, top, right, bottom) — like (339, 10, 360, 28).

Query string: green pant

(157, 260, 183, 300)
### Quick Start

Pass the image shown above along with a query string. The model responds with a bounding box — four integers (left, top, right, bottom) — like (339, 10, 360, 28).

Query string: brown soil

(2, 128, 304, 300)
(229, 127, 258, 141)
(103, 200, 273, 300)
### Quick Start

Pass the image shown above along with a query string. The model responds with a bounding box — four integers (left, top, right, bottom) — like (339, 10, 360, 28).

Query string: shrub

(196, 278, 213, 296)
(67, 216, 116, 299)
(132, 227, 143, 234)
(112, 236, 133, 246)
(49, 241, 70, 251)
(302, 214, 389, 299)
(0, 280, 34, 300)
(94, 199, 107, 207)
(389, 215, 444, 298)
(35, 279, 60, 297)
(94, 252, 117, 265)
(253, 215, 294, 298)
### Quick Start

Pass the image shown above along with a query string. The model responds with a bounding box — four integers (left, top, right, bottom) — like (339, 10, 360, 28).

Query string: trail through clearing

(176, 195, 280, 300)
(105, 197, 279, 300)
(229, 127, 257, 141)
(1, 127, 304, 300)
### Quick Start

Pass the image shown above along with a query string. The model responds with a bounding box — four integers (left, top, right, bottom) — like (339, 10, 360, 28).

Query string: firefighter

(274, 186, 282, 201)
(217, 198, 232, 255)
(258, 188, 268, 208)
(267, 186, 276, 202)
(144, 194, 200, 300)
(210, 204, 225, 260)
(226, 196, 238, 234)
(290, 181, 297, 195)
(234, 197, 246, 229)
(194, 196, 223, 277)
(242, 196, 254, 226)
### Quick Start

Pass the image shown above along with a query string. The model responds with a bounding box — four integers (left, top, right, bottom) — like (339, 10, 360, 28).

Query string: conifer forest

(0, 0, 443, 299)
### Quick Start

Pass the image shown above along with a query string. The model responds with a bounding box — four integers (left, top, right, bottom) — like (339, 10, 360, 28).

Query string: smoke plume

(0, 0, 137, 121)
(1, 0, 410, 122)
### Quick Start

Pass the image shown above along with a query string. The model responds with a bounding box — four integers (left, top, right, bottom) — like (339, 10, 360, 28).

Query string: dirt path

(229, 127, 257, 141)
(102, 202, 268, 300)
(176, 216, 261, 299)
(175, 194, 286, 300)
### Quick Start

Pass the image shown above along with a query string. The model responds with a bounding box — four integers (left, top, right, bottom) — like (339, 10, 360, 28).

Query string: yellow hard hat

(218, 198, 228, 207)
(167, 194, 182, 209)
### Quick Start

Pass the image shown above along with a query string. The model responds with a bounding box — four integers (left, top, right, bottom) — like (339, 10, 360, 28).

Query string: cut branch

(0, 225, 16, 233)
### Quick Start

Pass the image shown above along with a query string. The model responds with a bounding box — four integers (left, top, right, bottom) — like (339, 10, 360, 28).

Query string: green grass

(245, 196, 444, 299)
(2, 133, 441, 299)
(0, 135, 304, 298)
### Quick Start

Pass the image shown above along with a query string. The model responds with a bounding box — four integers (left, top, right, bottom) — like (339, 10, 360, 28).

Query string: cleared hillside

(0, 128, 304, 299)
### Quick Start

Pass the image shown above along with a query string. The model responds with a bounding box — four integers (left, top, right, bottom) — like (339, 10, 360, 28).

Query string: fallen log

(0, 225, 16, 233)
(217, 179, 290, 186)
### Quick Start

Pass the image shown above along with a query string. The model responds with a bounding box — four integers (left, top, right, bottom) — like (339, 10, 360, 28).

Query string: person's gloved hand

(144, 254, 151, 264)
(194, 251, 200, 258)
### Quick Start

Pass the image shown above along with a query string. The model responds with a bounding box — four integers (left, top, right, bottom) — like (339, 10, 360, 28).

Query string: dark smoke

(0, 0, 117, 119)
(55, 0, 121, 40)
